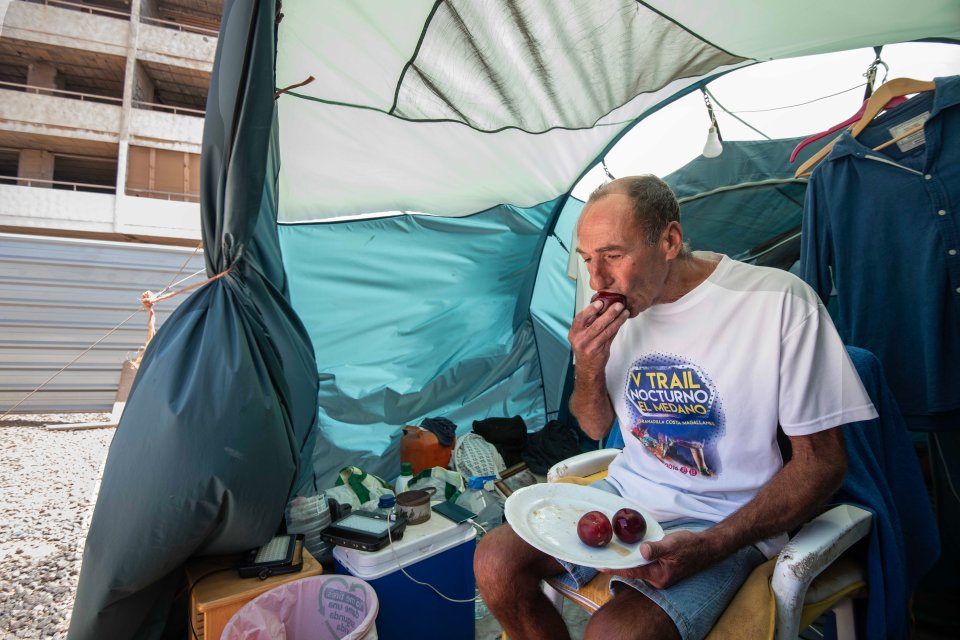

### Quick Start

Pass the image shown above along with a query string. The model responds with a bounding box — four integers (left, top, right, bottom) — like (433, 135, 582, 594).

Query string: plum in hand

(612, 507, 647, 544)
(577, 511, 613, 547)
(591, 291, 627, 314)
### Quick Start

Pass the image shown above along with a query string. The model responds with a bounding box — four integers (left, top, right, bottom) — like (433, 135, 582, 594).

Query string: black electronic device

(320, 510, 407, 552)
(237, 533, 304, 579)
(432, 501, 477, 525)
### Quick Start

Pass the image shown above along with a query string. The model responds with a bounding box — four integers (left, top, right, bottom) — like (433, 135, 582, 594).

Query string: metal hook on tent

(863, 46, 888, 100)
(702, 89, 720, 134)
(601, 158, 616, 181)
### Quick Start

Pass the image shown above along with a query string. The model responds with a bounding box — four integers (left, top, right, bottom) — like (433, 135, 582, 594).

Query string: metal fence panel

(0, 233, 206, 413)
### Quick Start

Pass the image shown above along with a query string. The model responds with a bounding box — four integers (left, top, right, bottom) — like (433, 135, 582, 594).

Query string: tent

(68, 1, 960, 638)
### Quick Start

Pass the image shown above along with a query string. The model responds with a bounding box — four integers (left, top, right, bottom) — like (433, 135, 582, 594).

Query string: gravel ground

(0, 413, 114, 640)
(0, 413, 584, 640)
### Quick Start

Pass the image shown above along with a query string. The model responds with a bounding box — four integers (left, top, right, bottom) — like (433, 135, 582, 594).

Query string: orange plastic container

(400, 426, 454, 475)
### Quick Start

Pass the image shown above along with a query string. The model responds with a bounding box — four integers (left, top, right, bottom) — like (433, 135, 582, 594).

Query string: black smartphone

(432, 501, 477, 524)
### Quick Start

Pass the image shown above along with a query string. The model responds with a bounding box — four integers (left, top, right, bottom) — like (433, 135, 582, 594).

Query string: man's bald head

(585, 175, 682, 246)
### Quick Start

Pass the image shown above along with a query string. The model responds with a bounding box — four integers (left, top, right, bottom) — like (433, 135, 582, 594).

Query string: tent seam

(389, 0, 445, 114)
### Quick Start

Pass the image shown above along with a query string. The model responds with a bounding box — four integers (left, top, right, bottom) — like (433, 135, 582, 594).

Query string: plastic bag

(407, 466, 466, 502)
(285, 488, 333, 564)
(333, 466, 394, 511)
(222, 575, 379, 640)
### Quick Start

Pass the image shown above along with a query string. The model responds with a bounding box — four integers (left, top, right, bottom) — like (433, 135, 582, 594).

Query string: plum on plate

(612, 507, 647, 544)
(577, 510, 613, 547)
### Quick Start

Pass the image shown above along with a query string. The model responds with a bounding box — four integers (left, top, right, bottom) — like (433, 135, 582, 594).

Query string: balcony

(4, 1, 130, 59)
(0, 82, 124, 142)
(5, 1, 218, 70)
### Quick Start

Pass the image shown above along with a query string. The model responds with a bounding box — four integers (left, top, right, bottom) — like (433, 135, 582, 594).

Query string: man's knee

(584, 587, 680, 640)
(474, 525, 511, 591)
(474, 525, 561, 599)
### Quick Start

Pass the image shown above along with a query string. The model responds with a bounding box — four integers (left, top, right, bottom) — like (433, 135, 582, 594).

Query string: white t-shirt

(604, 255, 877, 557)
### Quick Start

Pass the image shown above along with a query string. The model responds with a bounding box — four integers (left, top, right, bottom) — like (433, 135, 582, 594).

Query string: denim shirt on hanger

(800, 75, 960, 430)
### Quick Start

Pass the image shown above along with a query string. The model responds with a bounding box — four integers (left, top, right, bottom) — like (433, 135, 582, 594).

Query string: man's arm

(609, 427, 847, 589)
(567, 301, 628, 441)
(568, 367, 615, 442)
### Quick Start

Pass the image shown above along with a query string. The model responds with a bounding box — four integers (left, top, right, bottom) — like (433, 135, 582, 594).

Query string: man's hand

(568, 299, 628, 376)
(599, 529, 715, 589)
(567, 299, 628, 441)
(599, 428, 848, 589)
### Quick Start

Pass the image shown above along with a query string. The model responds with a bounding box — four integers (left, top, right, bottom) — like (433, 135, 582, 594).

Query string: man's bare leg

(474, 524, 571, 640)
(585, 586, 681, 640)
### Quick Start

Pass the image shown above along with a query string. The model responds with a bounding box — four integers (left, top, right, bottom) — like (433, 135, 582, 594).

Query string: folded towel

(707, 558, 776, 640)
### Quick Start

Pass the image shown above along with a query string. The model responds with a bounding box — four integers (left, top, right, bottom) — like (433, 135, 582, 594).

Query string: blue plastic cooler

(332, 510, 476, 640)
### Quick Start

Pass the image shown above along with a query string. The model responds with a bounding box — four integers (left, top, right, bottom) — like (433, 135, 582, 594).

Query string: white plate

(504, 483, 664, 569)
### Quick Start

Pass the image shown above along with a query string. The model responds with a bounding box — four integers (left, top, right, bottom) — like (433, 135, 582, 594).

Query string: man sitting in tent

(474, 175, 877, 639)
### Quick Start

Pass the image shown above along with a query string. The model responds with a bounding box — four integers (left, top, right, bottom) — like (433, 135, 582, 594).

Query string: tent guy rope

(138, 266, 234, 361)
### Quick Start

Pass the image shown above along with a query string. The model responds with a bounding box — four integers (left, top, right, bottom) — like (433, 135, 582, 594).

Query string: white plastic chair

(543, 449, 871, 640)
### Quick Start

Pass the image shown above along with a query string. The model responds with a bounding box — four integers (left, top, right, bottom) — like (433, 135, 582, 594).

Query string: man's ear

(661, 221, 684, 259)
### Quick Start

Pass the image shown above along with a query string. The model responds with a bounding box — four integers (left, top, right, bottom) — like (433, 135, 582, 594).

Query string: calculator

(237, 533, 304, 579)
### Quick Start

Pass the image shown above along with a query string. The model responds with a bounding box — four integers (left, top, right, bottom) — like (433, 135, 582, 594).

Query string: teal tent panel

(530, 234, 575, 417)
(665, 137, 810, 199)
(279, 204, 553, 486)
(530, 196, 584, 417)
(663, 137, 832, 261)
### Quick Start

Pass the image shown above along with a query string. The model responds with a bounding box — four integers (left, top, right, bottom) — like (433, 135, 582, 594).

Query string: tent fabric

(69, 0, 960, 638)
(279, 204, 554, 486)
(645, 0, 960, 59)
(389, 1, 744, 132)
(273, 0, 753, 221)
(665, 136, 832, 263)
(69, 1, 318, 638)
(273, 0, 958, 222)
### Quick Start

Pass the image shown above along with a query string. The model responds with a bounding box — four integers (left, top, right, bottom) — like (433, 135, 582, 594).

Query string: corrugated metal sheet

(0, 233, 206, 413)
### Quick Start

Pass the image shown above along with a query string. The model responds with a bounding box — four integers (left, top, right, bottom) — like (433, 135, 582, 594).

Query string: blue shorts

(554, 480, 766, 640)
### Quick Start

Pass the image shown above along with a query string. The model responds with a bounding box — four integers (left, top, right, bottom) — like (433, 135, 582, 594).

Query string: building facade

(0, 0, 219, 412)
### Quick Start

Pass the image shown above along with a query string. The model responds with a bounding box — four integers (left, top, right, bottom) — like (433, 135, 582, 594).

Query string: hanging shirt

(800, 75, 960, 429)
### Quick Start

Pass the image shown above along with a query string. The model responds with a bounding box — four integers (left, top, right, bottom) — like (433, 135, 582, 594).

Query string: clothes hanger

(789, 95, 908, 162)
(794, 77, 936, 178)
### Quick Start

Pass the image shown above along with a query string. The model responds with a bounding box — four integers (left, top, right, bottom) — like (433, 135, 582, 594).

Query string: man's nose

(588, 262, 611, 291)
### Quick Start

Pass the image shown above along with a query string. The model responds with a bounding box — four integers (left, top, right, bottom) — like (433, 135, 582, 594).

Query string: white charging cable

(383, 508, 485, 604)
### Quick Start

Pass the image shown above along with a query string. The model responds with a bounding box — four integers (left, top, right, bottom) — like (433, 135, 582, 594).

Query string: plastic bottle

(285, 491, 333, 563)
(374, 493, 397, 520)
(394, 462, 414, 495)
(455, 475, 502, 537)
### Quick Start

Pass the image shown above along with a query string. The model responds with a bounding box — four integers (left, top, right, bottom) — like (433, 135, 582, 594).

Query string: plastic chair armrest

(547, 448, 621, 483)
(772, 504, 872, 640)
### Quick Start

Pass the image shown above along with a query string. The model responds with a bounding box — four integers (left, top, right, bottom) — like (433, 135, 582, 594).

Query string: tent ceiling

(647, 0, 960, 59)
(275, 0, 959, 222)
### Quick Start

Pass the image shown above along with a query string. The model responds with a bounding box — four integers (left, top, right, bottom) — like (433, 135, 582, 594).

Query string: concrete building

(0, 0, 220, 412)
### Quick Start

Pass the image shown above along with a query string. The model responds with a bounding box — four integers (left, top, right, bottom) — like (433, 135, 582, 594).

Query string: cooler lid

(333, 505, 476, 579)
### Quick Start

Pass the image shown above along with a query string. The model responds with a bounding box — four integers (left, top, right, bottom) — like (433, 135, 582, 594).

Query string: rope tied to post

(137, 266, 234, 362)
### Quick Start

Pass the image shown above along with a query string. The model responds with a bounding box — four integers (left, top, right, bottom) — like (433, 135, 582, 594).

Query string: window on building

(126, 146, 200, 202)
